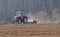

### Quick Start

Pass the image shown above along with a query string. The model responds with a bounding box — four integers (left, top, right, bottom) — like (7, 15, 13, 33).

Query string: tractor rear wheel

(23, 18, 28, 24)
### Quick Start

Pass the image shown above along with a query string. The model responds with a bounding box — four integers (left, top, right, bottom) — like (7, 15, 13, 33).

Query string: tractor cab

(16, 11, 24, 16)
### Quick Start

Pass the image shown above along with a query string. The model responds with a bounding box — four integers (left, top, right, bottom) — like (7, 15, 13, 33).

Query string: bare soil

(0, 23, 60, 37)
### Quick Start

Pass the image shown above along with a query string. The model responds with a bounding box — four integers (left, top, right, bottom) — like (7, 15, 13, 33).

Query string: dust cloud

(27, 8, 60, 24)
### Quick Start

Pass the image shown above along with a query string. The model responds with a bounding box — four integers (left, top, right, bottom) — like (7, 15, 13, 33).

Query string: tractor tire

(23, 18, 28, 24)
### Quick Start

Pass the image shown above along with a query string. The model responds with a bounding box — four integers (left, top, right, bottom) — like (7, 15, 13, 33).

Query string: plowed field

(0, 23, 60, 37)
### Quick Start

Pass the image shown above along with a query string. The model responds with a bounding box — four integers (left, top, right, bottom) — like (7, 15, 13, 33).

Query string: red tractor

(14, 11, 28, 23)
(14, 11, 37, 24)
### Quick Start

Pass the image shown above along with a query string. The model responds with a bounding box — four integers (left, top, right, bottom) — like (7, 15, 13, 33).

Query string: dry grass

(0, 23, 60, 37)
